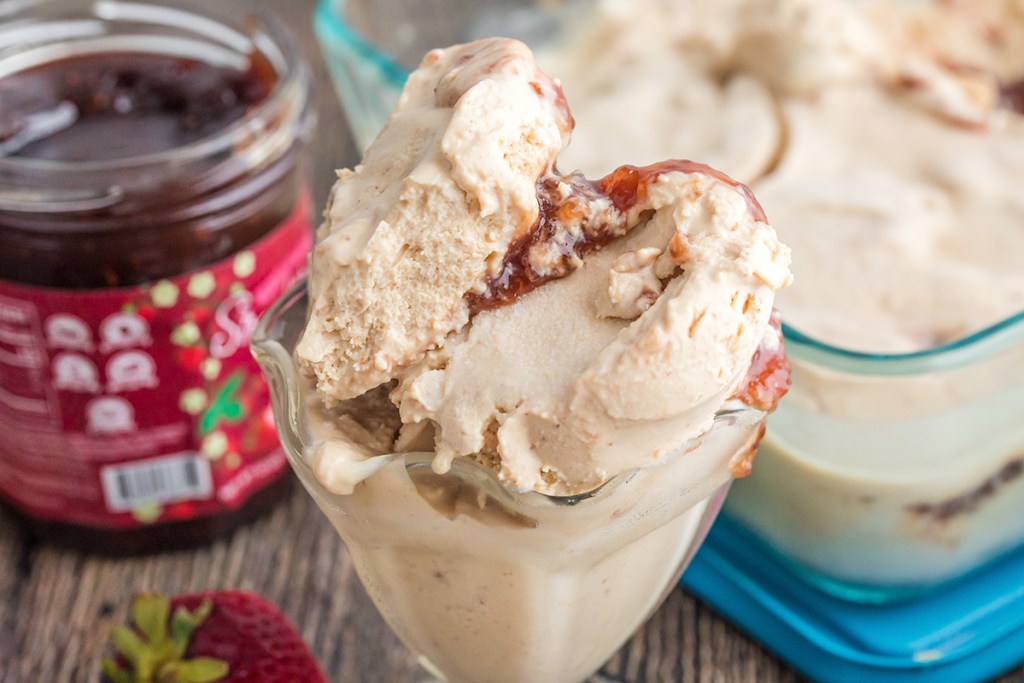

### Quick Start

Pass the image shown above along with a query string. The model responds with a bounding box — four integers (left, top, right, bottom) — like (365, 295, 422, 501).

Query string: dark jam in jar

(0, 52, 274, 164)
(0, 5, 313, 554)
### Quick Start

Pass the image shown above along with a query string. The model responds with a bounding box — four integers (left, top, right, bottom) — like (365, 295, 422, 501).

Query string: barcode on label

(101, 454, 213, 512)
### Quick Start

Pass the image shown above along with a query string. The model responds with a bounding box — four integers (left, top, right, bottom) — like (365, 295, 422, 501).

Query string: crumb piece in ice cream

(595, 248, 665, 320)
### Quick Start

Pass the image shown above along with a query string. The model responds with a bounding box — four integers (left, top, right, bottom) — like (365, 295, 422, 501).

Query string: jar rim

(0, 0, 312, 178)
(782, 310, 1024, 376)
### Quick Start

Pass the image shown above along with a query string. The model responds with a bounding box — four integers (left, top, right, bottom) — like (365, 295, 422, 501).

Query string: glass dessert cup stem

(253, 283, 766, 683)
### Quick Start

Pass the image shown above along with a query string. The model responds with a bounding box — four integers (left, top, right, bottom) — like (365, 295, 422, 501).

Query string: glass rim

(781, 310, 1024, 376)
(312, 0, 1024, 376)
(0, 0, 312, 176)
(252, 280, 761, 507)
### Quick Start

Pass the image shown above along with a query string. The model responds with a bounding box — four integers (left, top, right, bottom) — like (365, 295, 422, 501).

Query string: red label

(0, 196, 312, 528)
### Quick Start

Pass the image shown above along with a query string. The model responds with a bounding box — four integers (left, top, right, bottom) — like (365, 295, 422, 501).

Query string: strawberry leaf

(105, 596, 225, 683)
(135, 647, 158, 680)
(177, 657, 229, 683)
(133, 595, 170, 645)
(101, 658, 132, 683)
(169, 609, 194, 657)
(191, 600, 213, 626)
(170, 599, 214, 657)
(151, 639, 182, 666)
(110, 626, 146, 666)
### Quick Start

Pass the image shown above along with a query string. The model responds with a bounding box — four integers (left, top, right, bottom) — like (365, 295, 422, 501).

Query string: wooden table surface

(1, 2, 1022, 682)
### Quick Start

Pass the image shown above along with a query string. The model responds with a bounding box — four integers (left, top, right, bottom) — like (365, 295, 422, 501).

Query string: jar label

(0, 196, 312, 529)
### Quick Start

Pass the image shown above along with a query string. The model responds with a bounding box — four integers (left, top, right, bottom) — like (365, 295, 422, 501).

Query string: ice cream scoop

(297, 37, 791, 496)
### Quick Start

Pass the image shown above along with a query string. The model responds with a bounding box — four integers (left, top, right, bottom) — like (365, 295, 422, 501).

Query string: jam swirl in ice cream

(468, 160, 768, 315)
(1003, 79, 1024, 114)
(467, 160, 788, 420)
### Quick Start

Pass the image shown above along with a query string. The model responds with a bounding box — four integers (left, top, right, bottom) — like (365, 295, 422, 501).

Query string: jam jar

(0, 0, 314, 553)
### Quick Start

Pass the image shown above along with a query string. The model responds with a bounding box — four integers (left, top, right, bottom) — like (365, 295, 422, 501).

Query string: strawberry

(102, 591, 327, 683)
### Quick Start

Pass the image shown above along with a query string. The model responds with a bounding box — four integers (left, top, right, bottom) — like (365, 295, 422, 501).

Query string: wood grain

(1, 1, 1023, 682)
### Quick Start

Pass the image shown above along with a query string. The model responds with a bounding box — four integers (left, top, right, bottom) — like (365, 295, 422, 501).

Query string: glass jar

(252, 283, 768, 683)
(725, 317, 1024, 602)
(0, 0, 314, 554)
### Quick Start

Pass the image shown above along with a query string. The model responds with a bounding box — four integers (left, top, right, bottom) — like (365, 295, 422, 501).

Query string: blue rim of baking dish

(314, 0, 408, 89)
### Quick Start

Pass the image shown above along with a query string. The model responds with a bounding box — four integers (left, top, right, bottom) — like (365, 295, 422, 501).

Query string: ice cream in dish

(545, 0, 1024, 354)
(250, 36, 795, 683)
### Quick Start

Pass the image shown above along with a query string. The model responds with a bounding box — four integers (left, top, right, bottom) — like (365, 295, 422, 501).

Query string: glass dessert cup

(253, 283, 770, 683)
(725, 313, 1024, 603)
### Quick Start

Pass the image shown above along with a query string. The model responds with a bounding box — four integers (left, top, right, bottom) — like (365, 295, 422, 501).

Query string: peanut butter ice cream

(259, 36, 794, 683)
(298, 38, 791, 496)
